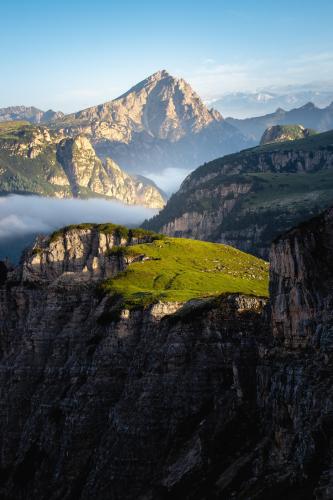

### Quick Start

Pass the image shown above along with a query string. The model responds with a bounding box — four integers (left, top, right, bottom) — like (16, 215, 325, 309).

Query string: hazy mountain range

(212, 83, 333, 118)
(0, 106, 64, 124)
(227, 101, 333, 142)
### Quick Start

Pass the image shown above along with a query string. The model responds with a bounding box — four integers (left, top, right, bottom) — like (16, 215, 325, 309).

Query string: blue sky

(1, 0, 333, 111)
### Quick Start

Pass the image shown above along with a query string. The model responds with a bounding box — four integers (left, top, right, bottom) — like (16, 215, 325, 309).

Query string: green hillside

(144, 130, 333, 258)
(190, 129, 333, 181)
(101, 237, 269, 308)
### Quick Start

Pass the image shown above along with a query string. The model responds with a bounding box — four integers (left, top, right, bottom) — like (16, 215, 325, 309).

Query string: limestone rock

(53, 70, 250, 172)
(260, 124, 317, 145)
(1, 211, 333, 498)
(144, 130, 333, 258)
(0, 123, 165, 208)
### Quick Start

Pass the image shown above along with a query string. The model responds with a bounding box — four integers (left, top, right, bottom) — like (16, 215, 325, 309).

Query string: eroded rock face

(144, 135, 333, 258)
(270, 206, 333, 348)
(0, 226, 267, 499)
(1, 210, 333, 499)
(55, 134, 166, 207)
(0, 124, 165, 208)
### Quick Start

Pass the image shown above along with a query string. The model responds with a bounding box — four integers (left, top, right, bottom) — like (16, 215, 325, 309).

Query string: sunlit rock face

(260, 124, 317, 145)
(0, 123, 165, 208)
(53, 70, 250, 172)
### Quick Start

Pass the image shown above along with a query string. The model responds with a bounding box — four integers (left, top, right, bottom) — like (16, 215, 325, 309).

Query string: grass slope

(101, 237, 269, 308)
(144, 130, 333, 255)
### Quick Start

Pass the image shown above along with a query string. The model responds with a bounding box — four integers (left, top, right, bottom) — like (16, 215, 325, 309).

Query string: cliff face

(0, 123, 165, 208)
(55, 135, 165, 207)
(0, 226, 267, 499)
(1, 209, 333, 499)
(255, 206, 333, 499)
(270, 206, 333, 348)
(144, 130, 333, 258)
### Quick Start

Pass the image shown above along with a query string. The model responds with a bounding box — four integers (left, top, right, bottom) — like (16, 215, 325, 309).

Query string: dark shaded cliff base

(0, 210, 333, 499)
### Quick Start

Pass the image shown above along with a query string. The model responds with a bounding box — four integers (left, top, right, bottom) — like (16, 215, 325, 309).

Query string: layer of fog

(143, 167, 193, 196)
(0, 195, 158, 240)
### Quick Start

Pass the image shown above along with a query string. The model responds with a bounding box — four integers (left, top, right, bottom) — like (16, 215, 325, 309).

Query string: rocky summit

(0, 121, 165, 208)
(144, 130, 333, 258)
(0, 207, 333, 498)
(260, 124, 317, 145)
(52, 70, 250, 172)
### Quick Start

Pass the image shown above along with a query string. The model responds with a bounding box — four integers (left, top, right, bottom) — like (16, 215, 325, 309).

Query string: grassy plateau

(101, 237, 269, 308)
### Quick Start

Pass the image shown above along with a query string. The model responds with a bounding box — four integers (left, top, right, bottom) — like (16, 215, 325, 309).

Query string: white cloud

(0, 195, 157, 240)
(143, 168, 192, 196)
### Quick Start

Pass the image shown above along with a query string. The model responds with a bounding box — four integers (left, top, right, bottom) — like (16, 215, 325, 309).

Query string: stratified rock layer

(1, 209, 333, 499)
(144, 130, 333, 258)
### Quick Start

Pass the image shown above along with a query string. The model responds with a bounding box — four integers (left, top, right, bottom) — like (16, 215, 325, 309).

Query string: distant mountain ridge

(51, 70, 251, 173)
(227, 101, 333, 142)
(212, 87, 333, 118)
(0, 106, 64, 124)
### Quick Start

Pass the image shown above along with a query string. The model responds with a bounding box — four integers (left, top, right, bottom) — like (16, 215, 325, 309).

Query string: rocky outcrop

(52, 70, 250, 172)
(144, 130, 333, 258)
(1, 209, 333, 498)
(55, 135, 165, 207)
(0, 123, 165, 208)
(260, 124, 317, 145)
(0, 224, 268, 499)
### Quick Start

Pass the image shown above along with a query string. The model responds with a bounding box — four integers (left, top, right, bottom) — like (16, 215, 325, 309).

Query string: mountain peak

(62, 70, 225, 144)
(299, 101, 316, 110)
(150, 69, 171, 80)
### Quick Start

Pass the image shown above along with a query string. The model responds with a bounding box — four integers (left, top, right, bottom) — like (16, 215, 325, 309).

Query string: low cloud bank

(0, 195, 157, 240)
(143, 168, 192, 196)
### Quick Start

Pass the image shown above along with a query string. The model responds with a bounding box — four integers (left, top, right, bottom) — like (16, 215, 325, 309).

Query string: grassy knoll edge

(100, 237, 269, 310)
